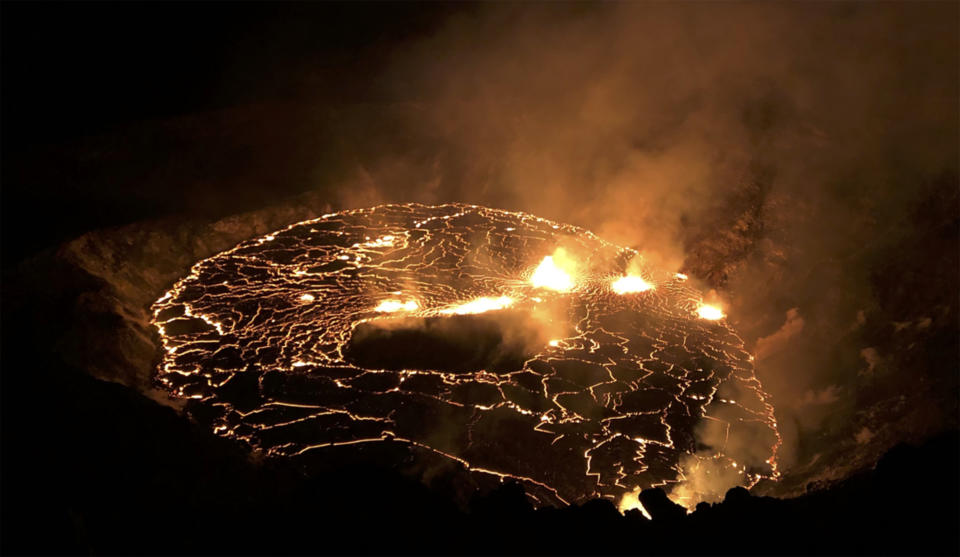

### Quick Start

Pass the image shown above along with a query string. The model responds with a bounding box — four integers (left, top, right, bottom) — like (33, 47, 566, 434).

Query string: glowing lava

(611, 275, 654, 294)
(151, 203, 779, 510)
(696, 304, 724, 320)
(374, 299, 419, 313)
(439, 296, 514, 315)
(530, 249, 576, 292)
(618, 488, 653, 519)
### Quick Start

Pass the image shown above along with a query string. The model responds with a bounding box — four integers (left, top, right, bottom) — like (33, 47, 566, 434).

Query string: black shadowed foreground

(1, 361, 956, 555)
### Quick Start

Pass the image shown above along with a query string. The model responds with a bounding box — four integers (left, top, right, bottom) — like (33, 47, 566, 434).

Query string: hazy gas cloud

(325, 1, 957, 493)
(341, 3, 955, 258)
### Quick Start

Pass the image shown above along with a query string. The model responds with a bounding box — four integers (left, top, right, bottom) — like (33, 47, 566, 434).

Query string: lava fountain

(152, 203, 780, 508)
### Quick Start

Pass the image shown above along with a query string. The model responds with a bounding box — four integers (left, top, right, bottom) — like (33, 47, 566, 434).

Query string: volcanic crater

(151, 203, 781, 507)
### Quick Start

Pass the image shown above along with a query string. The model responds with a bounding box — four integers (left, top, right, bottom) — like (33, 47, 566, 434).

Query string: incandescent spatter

(152, 203, 780, 508)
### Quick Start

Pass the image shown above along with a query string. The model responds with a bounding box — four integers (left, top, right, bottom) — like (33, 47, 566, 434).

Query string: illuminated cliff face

(152, 203, 779, 508)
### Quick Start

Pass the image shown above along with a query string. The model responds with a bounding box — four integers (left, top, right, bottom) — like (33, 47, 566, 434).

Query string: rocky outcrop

(49, 192, 336, 396)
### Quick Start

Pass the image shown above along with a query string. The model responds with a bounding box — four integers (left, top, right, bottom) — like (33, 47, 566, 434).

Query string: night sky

(2, 2, 459, 258)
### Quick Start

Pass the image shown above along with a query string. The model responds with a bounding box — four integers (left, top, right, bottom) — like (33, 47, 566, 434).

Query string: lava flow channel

(152, 203, 780, 508)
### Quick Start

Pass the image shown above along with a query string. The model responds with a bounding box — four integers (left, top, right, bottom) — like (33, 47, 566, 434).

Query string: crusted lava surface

(152, 203, 780, 506)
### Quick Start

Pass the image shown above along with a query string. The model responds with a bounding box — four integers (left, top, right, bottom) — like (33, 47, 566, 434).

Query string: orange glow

(618, 488, 653, 519)
(361, 235, 396, 248)
(530, 248, 576, 291)
(675, 273, 688, 281)
(697, 304, 724, 320)
(374, 299, 419, 313)
(439, 296, 514, 315)
(611, 275, 653, 294)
